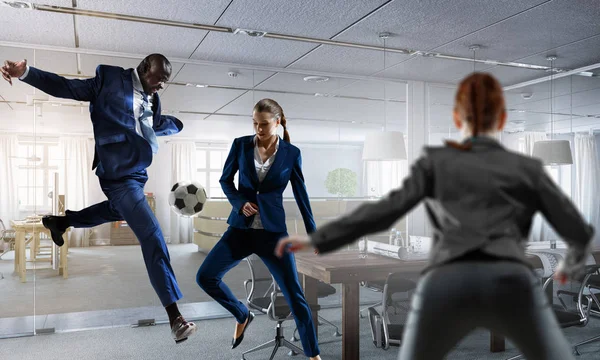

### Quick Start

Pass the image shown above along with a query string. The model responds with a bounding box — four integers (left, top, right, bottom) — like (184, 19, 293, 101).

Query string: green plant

(325, 168, 357, 197)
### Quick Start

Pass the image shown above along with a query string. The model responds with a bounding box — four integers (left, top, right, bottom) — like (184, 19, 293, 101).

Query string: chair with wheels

(242, 254, 317, 360)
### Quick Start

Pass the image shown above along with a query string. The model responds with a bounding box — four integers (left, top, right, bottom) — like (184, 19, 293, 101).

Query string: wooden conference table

(295, 250, 596, 360)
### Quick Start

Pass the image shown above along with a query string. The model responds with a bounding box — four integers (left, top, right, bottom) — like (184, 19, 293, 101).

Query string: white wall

(284, 144, 364, 198)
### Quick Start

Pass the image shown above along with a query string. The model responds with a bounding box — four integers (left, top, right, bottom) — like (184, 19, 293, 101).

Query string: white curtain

(502, 132, 548, 242)
(59, 136, 93, 247)
(363, 160, 407, 198)
(170, 141, 197, 244)
(0, 135, 19, 233)
(523, 131, 548, 156)
(574, 134, 600, 246)
(523, 132, 549, 242)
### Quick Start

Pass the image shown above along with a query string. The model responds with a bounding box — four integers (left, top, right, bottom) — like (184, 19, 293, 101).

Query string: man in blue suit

(1, 54, 197, 343)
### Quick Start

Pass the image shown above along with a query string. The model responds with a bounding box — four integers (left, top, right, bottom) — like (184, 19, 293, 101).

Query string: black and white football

(168, 181, 208, 217)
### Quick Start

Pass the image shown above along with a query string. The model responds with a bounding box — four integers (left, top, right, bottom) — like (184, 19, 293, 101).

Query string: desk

(295, 251, 425, 360)
(11, 220, 69, 283)
(295, 251, 560, 359)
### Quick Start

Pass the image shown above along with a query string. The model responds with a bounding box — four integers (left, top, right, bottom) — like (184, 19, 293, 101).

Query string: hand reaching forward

(1, 59, 27, 85)
(274, 235, 315, 258)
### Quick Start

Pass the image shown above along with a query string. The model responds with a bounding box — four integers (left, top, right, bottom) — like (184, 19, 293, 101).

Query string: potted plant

(325, 168, 357, 197)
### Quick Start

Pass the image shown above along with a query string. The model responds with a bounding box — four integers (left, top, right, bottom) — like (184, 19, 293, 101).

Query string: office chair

(242, 254, 314, 360)
(367, 272, 417, 349)
(0, 219, 16, 259)
(291, 280, 341, 342)
(578, 273, 600, 318)
(506, 265, 600, 360)
(360, 280, 386, 318)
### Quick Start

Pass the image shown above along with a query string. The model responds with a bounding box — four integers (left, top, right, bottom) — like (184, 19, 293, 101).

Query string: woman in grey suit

(275, 73, 594, 360)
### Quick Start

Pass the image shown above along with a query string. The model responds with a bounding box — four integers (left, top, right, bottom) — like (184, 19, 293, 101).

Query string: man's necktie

(139, 93, 158, 154)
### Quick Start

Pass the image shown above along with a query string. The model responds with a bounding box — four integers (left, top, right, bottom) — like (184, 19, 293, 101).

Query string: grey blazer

(311, 137, 594, 272)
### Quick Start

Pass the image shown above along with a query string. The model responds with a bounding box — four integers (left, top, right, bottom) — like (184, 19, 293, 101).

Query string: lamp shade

(532, 140, 573, 165)
(362, 131, 407, 160)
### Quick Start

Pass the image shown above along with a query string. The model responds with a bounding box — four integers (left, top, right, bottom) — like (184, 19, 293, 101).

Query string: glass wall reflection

(3, 40, 599, 342)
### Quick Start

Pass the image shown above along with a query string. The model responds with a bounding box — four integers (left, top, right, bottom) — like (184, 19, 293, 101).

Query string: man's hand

(1, 59, 27, 85)
(274, 235, 314, 258)
(241, 202, 258, 217)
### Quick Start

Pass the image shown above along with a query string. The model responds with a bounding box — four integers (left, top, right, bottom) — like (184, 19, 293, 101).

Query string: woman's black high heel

(231, 312, 255, 349)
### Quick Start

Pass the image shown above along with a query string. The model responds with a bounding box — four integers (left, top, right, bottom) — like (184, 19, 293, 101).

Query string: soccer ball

(168, 181, 207, 217)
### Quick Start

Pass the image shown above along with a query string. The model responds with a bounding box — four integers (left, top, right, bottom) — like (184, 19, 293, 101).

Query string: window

(16, 142, 59, 211)
(195, 145, 230, 198)
(517, 137, 526, 154)
(547, 165, 572, 198)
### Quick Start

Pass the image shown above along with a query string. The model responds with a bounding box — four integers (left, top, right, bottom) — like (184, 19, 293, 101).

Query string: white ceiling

(0, 0, 599, 135)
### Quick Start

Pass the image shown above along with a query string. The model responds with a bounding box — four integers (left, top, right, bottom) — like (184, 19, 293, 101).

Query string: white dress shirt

(20, 65, 150, 138)
(132, 69, 153, 137)
(250, 135, 279, 229)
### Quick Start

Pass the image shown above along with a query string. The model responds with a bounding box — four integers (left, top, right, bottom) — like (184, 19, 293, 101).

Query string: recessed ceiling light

(304, 76, 329, 83)
(233, 28, 267, 37)
(0, 1, 32, 8)
(521, 93, 533, 100)
(510, 120, 525, 125)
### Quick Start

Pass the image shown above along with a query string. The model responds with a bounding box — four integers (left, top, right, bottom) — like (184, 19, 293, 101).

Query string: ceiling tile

(436, 0, 600, 62)
(213, 0, 388, 37)
(173, 64, 274, 88)
(78, 54, 184, 83)
(256, 73, 357, 95)
(190, 33, 316, 67)
(216, 89, 405, 126)
(513, 35, 600, 70)
(159, 86, 245, 113)
(0, 0, 75, 47)
(289, 46, 408, 76)
(380, 56, 474, 83)
(192, 0, 389, 67)
(332, 0, 547, 52)
(331, 80, 407, 101)
(77, 16, 206, 58)
(77, 0, 232, 23)
(32, 50, 78, 75)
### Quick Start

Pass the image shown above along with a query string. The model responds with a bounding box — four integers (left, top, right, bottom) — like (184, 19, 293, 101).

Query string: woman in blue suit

(196, 99, 321, 360)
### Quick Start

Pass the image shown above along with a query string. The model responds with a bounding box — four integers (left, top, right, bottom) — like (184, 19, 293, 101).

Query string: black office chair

(291, 280, 341, 342)
(360, 280, 386, 318)
(579, 273, 600, 317)
(367, 272, 417, 349)
(506, 265, 600, 360)
(242, 254, 315, 360)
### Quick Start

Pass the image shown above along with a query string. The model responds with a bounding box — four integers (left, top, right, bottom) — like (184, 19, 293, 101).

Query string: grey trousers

(398, 261, 575, 360)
